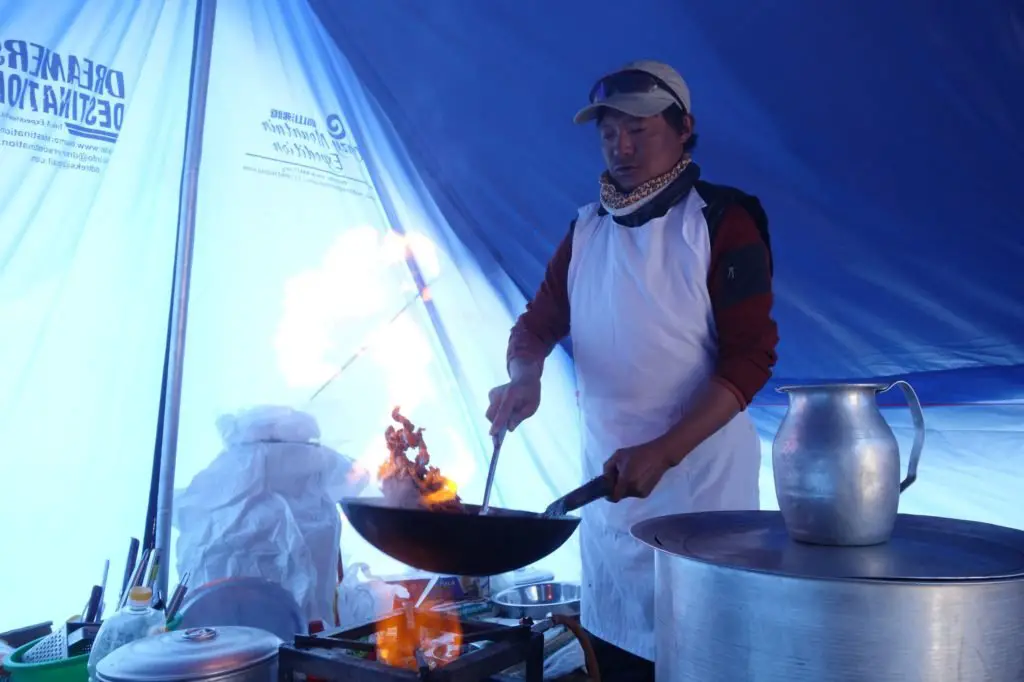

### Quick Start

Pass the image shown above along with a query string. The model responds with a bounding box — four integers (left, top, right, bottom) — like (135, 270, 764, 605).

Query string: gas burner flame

(374, 604, 463, 670)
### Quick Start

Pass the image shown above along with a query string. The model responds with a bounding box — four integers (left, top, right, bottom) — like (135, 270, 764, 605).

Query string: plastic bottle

(86, 586, 165, 682)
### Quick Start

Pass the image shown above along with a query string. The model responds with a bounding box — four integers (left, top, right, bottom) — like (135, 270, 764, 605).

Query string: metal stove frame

(278, 608, 544, 682)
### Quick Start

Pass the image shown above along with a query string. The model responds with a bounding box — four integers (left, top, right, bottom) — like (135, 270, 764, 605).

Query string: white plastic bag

(173, 406, 369, 625)
(336, 563, 410, 627)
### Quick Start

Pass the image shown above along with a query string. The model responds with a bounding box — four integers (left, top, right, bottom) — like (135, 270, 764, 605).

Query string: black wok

(340, 475, 611, 576)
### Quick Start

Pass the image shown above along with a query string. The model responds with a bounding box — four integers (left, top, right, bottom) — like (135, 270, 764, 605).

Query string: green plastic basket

(2, 638, 88, 682)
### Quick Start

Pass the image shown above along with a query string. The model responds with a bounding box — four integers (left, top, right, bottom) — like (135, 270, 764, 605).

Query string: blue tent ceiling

(309, 0, 1024, 405)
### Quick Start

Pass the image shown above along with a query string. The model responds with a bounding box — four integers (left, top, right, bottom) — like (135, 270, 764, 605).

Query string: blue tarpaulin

(312, 0, 1024, 399)
(310, 0, 1024, 531)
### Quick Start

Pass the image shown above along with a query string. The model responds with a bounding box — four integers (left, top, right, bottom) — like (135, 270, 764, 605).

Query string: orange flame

(375, 605, 463, 670)
(421, 477, 459, 507)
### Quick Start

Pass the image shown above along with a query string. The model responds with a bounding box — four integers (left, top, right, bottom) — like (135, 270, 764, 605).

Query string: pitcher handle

(882, 380, 926, 493)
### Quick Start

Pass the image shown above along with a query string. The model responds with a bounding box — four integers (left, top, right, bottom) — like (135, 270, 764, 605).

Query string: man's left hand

(603, 440, 678, 502)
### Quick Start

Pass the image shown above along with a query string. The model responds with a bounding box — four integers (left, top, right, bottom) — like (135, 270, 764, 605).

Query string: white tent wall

(170, 0, 583, 594)
(0, 0, 582, 630)
(0, 1, 198, 629)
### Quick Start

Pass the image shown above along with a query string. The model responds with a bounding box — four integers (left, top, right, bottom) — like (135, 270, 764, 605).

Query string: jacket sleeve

(707, 205, 779, 407)
(506, 221, 575, 370)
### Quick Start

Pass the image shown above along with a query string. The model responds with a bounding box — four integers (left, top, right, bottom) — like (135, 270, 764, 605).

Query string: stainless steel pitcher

(772, 381, 925, 546)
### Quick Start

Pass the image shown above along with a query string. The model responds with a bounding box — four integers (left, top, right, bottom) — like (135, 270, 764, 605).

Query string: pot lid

(96, 626, 282, 682)
(631, 511, 1024, 582)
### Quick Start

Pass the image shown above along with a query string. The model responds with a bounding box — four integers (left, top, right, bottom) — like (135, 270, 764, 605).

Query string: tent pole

(154, 0, 218, 601)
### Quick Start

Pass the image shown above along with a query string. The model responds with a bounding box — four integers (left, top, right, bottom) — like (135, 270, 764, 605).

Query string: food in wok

(377, 407, 464, 513)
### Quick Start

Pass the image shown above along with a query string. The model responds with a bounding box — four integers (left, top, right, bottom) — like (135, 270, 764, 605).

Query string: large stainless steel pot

(632, 511, 1024, 682)
(96, 626, 281, 682)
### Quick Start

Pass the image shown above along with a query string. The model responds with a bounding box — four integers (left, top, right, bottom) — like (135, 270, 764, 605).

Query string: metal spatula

(480, 426, 508, 515)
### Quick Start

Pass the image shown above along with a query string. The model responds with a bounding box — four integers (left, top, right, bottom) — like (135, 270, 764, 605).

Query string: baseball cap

(573, 60, 692, 125)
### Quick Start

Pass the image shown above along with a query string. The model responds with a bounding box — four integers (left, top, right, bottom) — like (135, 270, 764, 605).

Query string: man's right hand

(486, 375, 542, 436)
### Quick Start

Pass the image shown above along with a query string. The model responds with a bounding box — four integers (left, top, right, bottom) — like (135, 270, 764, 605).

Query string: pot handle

(881, 380, 926, 493)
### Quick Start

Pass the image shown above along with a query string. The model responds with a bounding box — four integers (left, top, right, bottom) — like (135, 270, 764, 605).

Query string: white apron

(567, 189, 762, 661)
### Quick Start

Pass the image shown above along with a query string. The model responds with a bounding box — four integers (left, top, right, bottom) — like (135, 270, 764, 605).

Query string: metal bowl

(491, 581, 581, 619)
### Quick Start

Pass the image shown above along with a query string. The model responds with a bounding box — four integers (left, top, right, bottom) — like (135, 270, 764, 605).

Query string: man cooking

(486, 61, 778, 680)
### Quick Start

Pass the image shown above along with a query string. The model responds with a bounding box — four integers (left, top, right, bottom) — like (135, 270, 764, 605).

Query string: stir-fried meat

(378, 407, 464, 512)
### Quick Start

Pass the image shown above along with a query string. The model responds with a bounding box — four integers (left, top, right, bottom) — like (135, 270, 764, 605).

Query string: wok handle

(545, 474, 615, 517)
(564, 474, 615, 513)
(480, 426, 508, 515)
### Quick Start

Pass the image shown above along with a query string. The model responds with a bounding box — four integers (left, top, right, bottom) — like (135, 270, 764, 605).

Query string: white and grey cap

(573, 60, 692, 125)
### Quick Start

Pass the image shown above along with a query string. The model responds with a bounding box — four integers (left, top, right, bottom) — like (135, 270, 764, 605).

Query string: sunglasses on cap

(588, 70, 688, 113)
